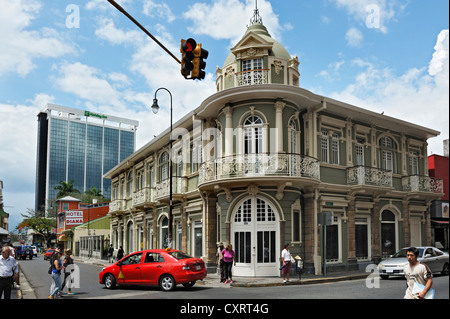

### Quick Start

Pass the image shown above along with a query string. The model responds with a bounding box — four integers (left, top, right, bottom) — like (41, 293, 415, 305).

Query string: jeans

(223, 261, 233, 280)
(50, 272, 62, 297)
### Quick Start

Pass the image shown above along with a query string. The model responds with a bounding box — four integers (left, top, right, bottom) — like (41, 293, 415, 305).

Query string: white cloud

(0, 0, 73, 77)
(183, 0, 283, 46)
(331, 0, 400, 33)
(143, 0, 176, 23)
(345, 27, 363, 47)
(329, 30, 449, 155)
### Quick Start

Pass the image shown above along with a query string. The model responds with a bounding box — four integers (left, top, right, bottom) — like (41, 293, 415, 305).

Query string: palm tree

(85, 186, 102, 197)
(54, 180, 80, 199)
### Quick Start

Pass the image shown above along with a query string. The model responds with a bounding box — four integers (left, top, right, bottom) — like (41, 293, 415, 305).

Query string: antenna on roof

(249, 0, 263, 26)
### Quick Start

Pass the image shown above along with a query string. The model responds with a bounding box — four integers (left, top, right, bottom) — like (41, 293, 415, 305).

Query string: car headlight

(101, 267, 105, 272)
(377, 264, 384, 268)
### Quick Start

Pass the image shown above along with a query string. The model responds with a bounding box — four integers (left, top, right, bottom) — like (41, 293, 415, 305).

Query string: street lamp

(151, 88, 173, 249)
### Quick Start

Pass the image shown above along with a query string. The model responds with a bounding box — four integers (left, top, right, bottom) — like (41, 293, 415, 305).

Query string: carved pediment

(230, 31, 273, 58)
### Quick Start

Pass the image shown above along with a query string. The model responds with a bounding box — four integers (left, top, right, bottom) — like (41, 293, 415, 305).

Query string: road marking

(85, 291, 158, 299)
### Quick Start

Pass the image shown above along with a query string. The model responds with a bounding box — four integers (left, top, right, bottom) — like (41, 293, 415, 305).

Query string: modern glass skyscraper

(35, 104, 138, 213)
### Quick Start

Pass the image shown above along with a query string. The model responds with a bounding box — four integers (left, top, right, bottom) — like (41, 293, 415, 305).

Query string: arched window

(127, 171, 133, 196)
(381, 210, 397, 258)
(243, 115, 263, 154)
(159, 152, 169, 181)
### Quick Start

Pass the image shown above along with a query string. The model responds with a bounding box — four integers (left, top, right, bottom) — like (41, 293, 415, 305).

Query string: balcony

(132, 187, 155, 208)
(402, 175, 444, 193)
(347, 166, 393, 187)
(199, 153, 320, 186)
(155, 177, 187, 200)
(109, 199, 125, 214)
(236, 69, 269, 86)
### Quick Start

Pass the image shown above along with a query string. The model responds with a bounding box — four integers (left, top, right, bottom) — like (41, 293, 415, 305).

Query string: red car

(44, 249, 55, 260)
(99, 249, 207, 291)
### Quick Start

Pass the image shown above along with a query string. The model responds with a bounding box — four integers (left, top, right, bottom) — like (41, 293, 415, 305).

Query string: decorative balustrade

(402, 175, 444, 193)
(347, 166, 393, 187)
(109, 199, 124, 213)
(155, 177, 187, 199)
(132, 187, 154, 207)
(199, 153, 320, 185)
(236, 69, 269, 86)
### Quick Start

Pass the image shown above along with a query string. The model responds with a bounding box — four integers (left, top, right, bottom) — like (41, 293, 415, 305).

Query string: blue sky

(0, 0, 448, 230)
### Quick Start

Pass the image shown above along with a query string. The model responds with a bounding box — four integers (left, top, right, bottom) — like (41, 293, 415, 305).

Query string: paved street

(17, 255, 449, 300)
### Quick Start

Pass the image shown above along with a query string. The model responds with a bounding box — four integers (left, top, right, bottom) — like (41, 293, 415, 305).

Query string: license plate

(196, 265, 201, 270)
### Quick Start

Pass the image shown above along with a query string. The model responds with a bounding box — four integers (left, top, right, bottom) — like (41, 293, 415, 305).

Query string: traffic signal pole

(107, 0, 181, 65)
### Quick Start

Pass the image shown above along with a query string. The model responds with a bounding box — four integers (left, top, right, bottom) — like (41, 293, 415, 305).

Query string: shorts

(282, 261, 291, 275)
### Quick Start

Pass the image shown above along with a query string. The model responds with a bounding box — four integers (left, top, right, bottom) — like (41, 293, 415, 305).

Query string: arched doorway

(231, 196, 279, 276)
(381, 210, 398, 258)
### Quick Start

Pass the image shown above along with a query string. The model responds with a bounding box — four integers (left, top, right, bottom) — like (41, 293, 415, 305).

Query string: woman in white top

(281, 243, 291, 283)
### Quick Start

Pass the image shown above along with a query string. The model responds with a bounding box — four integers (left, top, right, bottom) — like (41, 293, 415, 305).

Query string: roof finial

(249, 0, 263, 26)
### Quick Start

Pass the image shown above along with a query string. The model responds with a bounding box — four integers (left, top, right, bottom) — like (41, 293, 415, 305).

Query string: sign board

(318, 211, 334, 226)
(66, 210, 84, 226)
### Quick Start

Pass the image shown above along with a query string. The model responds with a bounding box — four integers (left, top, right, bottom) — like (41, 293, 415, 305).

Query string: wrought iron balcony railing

(347, 166, 393, 187)
(402, 175, 444, 193)
(199, 153, 320, 185)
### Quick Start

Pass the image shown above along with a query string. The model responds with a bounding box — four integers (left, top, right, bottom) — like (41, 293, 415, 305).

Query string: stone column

(371, 199, 381, 264)
(224, 106, 233, 157)
(402, 200, 410, 247)
(274, 100, 286, 153)
(347, 196, 356, 262)
(204, 192, 218, 273)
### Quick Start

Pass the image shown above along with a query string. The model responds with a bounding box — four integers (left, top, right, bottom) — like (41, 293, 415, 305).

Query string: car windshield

(391, 248, 424, 258)
(168, 251, 193, 260)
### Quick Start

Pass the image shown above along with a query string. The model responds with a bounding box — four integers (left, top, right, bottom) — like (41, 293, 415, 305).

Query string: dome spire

(249, 0, 263, 26)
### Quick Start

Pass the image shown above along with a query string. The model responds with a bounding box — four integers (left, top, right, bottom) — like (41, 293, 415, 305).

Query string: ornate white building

(105, 12, 443, 276)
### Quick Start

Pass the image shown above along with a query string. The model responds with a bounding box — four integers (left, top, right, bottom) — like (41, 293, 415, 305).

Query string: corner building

(105, 18, 444, 276)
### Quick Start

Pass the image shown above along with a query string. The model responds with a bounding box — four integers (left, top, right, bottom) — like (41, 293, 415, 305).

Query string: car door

(422, 248, 438, 273)
(117, 253, 143, 284)
(140, 252, 166, 285)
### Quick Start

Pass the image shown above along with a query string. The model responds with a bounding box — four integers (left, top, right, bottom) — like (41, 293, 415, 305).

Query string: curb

(231, 273, 369, 288)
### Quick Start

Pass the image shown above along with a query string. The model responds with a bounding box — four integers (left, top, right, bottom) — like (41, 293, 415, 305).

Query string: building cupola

(216, 1, 300, 91)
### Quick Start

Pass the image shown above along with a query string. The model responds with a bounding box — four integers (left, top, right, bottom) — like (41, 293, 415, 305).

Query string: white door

(232, 197, 279, 277)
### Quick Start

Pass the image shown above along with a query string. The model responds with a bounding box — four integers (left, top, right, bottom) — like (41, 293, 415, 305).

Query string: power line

(107, 0, 181, 64)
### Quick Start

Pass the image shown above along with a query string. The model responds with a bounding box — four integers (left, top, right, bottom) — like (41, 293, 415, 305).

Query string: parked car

(15, 245, 34, 260)
(31, 246, 38, 257)
(44, 249, 55, 260)
(378, 246, 449, 279)
(99, 249, 207, 291)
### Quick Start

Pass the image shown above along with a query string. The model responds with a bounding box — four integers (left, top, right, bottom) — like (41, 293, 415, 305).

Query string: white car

(378, 246, 449, 279)
(31, 246, 38, 257)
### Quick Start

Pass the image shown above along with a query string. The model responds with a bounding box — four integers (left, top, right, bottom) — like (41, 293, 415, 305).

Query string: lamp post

(151, 88, 173, 249)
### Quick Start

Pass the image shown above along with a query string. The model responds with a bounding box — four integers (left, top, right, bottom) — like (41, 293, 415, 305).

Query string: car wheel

(182, 281, 196, 289)
(160, 275, 176, 292)
(104, 274, 117, 289)
(441, 263, 449, 276)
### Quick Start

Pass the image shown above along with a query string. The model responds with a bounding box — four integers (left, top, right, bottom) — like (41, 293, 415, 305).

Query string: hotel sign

(66, 210, 84, 226)
(84, 110, 107, 119)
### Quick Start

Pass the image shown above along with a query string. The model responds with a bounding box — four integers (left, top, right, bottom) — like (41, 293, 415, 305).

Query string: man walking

(404, 247, 433, 299)
(0, 246, 19, 299)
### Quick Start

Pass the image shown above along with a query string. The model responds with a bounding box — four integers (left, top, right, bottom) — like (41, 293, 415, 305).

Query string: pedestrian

(107, 244, 114, 263)
(117, 246, 124, 261)
(222, 244, 236, 284)
(403, 247, 433, 299)
(61, 249, 75, 295)
(0, 246, 19, 300)
(49, 250, 63, 299)
(216, 242, 225, 283)
(281, 243, 292, 283)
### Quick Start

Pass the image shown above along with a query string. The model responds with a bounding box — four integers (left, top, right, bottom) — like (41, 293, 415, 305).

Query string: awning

(58, 234, 68, 241)
(431, 219, 449, 224)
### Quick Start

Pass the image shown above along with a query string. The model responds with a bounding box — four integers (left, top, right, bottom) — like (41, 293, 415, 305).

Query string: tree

(54, 180, 80, 199)
(17, 208, 56, 248)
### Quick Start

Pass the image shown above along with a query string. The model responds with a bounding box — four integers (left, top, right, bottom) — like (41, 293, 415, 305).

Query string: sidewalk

(14, 256, 370, 299)
(73, 256, 369, 288)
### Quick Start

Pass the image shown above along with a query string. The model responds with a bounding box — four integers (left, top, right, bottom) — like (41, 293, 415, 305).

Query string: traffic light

(180, 38, 196, 78)
(192, 43, 208, 80)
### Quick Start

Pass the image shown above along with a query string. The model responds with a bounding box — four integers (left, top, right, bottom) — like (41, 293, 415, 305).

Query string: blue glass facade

(35, 104, 138, 212)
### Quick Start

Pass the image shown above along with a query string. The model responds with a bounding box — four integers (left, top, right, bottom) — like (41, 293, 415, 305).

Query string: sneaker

(224, 280, 229, 284)
(283, 280, 286, 283)
(229, 280, 233, 284)
(48, 295, 54, 299)
(68, 292, 76, 295)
